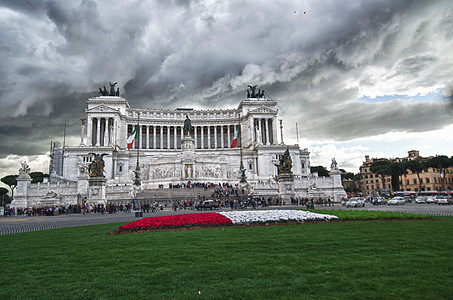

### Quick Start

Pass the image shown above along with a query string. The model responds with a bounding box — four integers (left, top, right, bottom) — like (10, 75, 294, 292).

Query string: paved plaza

(1, 203, 452, 235)
(316, 202, 453, 216)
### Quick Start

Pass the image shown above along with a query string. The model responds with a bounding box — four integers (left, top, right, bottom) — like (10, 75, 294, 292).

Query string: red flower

(118, 213, 232, 232)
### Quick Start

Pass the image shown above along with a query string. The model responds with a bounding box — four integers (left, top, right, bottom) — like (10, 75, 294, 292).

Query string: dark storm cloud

(0, 88, 88, 157)
(299, 100, 453, 141)
(0, 0, 48, 16)
(0, 0, 452, 175)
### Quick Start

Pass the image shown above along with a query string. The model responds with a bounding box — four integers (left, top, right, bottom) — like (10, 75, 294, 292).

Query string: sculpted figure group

(99, 82, 120, 96)
(88, 153, 108, 177)
(18, 161, 30, 178)
(278, 147, 293, 175)
(247, 85, 265, 98)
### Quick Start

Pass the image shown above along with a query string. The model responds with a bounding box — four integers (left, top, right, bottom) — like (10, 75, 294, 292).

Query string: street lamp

(1, 194, 5, 217)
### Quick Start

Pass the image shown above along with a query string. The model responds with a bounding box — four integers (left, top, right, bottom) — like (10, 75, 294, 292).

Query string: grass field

(0, 212, 452, 299)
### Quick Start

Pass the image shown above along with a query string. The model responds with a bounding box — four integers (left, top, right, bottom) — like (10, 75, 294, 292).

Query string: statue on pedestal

(277, 147, 295, 202)
(247, 85, 266, 98)
(331, 158, 338, 170)
(98, 82, 120, 96)
(278, 147, 293, 175)
(18, 161, 31, 178)
(88, 153, 108, 177)
(99, 86, 108, 96)
(183, 115, 192, 136)
(108, 82, 117, 96)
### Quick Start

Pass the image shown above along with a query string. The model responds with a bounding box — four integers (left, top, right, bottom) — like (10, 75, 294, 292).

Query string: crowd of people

(9, 202, 166, 216)
(6, 197, 334, 216)
(171, 195, 335, 211)
(13, 203, 106, 216)
(5, 181, 338, 216)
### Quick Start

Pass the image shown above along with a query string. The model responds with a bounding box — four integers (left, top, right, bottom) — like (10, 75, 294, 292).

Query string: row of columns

(128, 124, 238, 150)
(89, 117, 116, 147)
(251, 117, 276, 145)
(88, 116, 277, 149)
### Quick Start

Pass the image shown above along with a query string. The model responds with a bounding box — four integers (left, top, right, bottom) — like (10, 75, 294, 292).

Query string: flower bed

(118, 213, 233, 232)
(117, 210, 338, 233)
(219, 210, 338, 224)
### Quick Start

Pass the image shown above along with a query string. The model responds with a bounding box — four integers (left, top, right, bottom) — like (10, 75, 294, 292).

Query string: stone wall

(12, 181, 78, 208)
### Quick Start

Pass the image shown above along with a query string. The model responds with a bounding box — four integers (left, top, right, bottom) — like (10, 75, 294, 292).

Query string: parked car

(415, 196, 427, 204)
(195, 200, 220, 210)
(426, 196, 437, 204)
(388, 196, 405, 205)
(403, 195, 412, 203)
(436, 195, 453, 205)
(372, 197, 387, 205)
(345, 197, 365, 208)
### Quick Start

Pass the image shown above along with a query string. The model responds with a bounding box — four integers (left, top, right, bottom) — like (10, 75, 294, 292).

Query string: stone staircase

(135, 187, 214, 203)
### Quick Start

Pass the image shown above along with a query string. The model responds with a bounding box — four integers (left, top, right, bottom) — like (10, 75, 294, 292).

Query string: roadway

(1, 203, 452, 235)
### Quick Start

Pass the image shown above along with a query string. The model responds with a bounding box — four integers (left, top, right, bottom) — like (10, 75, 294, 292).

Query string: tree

(404, 160, 426, 192)
(370, 159, 391, 191)
(1, 175, 18, 199)
(0, 187, 10, 206)
(425, 155, 452, 191)
(310, 166, 330, 177)
(341, 171, 350, 179)
(343, 183, 361, 194)
(30, 172, 49, 184)
(341, 171, 361, 194)
(389, 161, 405, 192)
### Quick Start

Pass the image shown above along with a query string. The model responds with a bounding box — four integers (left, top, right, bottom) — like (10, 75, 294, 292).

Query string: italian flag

(127, 125, 138, 150)
(230, 124, 240, 148)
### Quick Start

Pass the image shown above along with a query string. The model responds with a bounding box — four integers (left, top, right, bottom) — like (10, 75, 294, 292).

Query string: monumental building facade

(12, 87, 346, 208)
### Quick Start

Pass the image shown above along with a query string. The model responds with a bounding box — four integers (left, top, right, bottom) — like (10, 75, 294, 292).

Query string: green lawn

(309, 209, 434, 220)
(0, 214, 452, 299)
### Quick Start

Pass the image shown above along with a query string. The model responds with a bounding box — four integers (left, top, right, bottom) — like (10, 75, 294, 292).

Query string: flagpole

(49, 140, 53, 175)
(296, 122, 299, 145)
(238, 111, 247, 186)
(62, 123, 66, 175)
(239, 112, 243, 161)
(280, 119, 284, 145)
(134, 112, 141, 189)
(136, 112, 140, 167)
(114, 122, 117, 152)
(63, 122, 67, 148)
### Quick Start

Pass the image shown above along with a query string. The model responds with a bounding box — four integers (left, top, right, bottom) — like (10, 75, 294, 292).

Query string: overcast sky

(1, 0, 452, 183)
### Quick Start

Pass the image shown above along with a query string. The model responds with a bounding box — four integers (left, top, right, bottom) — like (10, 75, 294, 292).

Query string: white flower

(219, 210, 338, 225)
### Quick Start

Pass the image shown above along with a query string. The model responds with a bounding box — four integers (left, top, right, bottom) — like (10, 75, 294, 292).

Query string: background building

(360, 155, 392, 196)
(359, 150, 453, 196)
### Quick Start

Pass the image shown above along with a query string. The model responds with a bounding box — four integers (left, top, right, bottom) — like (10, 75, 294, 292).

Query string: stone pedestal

(77, 175, 89, 205)
(88, 177, 107, 205)
(329, 167, 347, 202)
(77, 175, 89, 195)
(181, 136, 195, 152)
(11, 176, 32, 209)
(181, 136, 195, 180)
(278, 173, 295, 203)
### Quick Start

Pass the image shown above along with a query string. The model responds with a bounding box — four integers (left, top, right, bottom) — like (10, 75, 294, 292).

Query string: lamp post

(1, 194, 5, 217)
